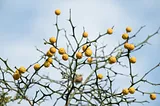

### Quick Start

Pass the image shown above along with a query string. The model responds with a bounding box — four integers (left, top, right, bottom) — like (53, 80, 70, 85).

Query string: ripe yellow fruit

(19, 66, 26, 74)
(82, 32, 88, 38)
(97, 74, 103, 79)
(82, 45, 89, 51)
(76, 52, 83, 59)
(109, 56, 116, 64)
(34, 63, 41, 71)
(46, 50, 54, 57)
(44, 61, 50, 68)
(124, 43, 135, 50)
(85, 48, 92, 57)
(87, 57, 93, 63)
(150, 93, 156, 100)
(122, 33, 129, 40)
(62, 54, 68, 61)
(13, 72, 20, 80)
(126, 26, 132, 32)
(130, 57, 136, 63)
(129, 44, 135, 50)
(15, 70, 19, 74)
(124, 43, 130, 49)
(122, 88, 129, 95)
(49, 37, 56, 43)
(55, 9, 61, 15)
(58, 48, 66, 55)
(47, 57, 53, 64)
(107, 28, 113, 34)
(50, 47, 56, 54)
(128, 87, 135, 94)
(74, 74, 83, 83)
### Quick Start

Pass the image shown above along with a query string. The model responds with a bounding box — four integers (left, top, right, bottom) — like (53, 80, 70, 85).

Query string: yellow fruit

(82, 32, 88, 38)
(97, 74, 103, 79)
(150, 93, 156, 100)
(50, 47, 56, 54)
(46, 50, 54, 57)
(44, 61, 50, 68)
(107, 28, 113, 34)
(76, 52, 83, 59)
(13, 72, 20, 80)
(62, 54, 68, 61)
(124, 43, 135, 50)
(49, 37, 56, 43)
(87, 57, 93, 63)
(58, 48, 66, 55)
(126, 26, 132, 32)
(47, 57, 53, 64)
(82, 45, 89, 51)
(109, 56, 116, 64)
(15, 70, 19, 74)
(19, 66, 26, 74)
(55, 9, 61, 15)
(122, 88, 129, 95)
(34, 63, 41, 71)
(122, 33, 129, 39)
(74, 74, 83, 83)
(124, 43, 130, 49)
(130, 57, 136, 63)
(128, 87, 135, 94)
(85, 48, 92, 57)
(129, 44, 135, 50)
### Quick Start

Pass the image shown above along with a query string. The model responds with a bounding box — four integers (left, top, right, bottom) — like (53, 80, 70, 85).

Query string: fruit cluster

(13, 66, 26, 80)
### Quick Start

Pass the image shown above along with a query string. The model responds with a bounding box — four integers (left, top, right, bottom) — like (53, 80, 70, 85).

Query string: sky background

(0, 0, 160, 106)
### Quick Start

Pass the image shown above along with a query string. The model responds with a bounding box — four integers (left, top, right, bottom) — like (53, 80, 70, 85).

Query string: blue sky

(0, 0, 160, 106)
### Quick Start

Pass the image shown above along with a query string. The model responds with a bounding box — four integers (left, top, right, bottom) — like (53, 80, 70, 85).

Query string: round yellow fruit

(15, 70, 19, 74)
(13, 72, 20, 80)
(49, 37, 56, 43)
(85, 48, 92, 57)
(122, 33, 129, 40)
(74, 74, 83, 83)
(44, 61, 50, 68)
(58, 48, 66, 55)
(34, 63, 41, 71)
(87, 57, 93, 63)
(82, 32, 88, 38)
(122, 88, 129, 95)
(13, 70, 20, 80)
(82, 45, 89, 52)
(130, 57, 136, 63)
(50, 47, 56, 54)
(129, 44, 135, 50)
(107, 28, 113, 34)
(97, 74, 103, 79)
(62, 54, 68, 61)
(150, 93, 156, 100)
(126, 26, 132, 32)
(128, 87, 135, 94)
(124, 42, 130, 49)
(19, 66, 26, 74)
(47, 57, 53, 64)
(109, 56, 116, 64)
(55, 9, 61, 15)
(46, 50, 53, 57)
(76, 52, 83, 59)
